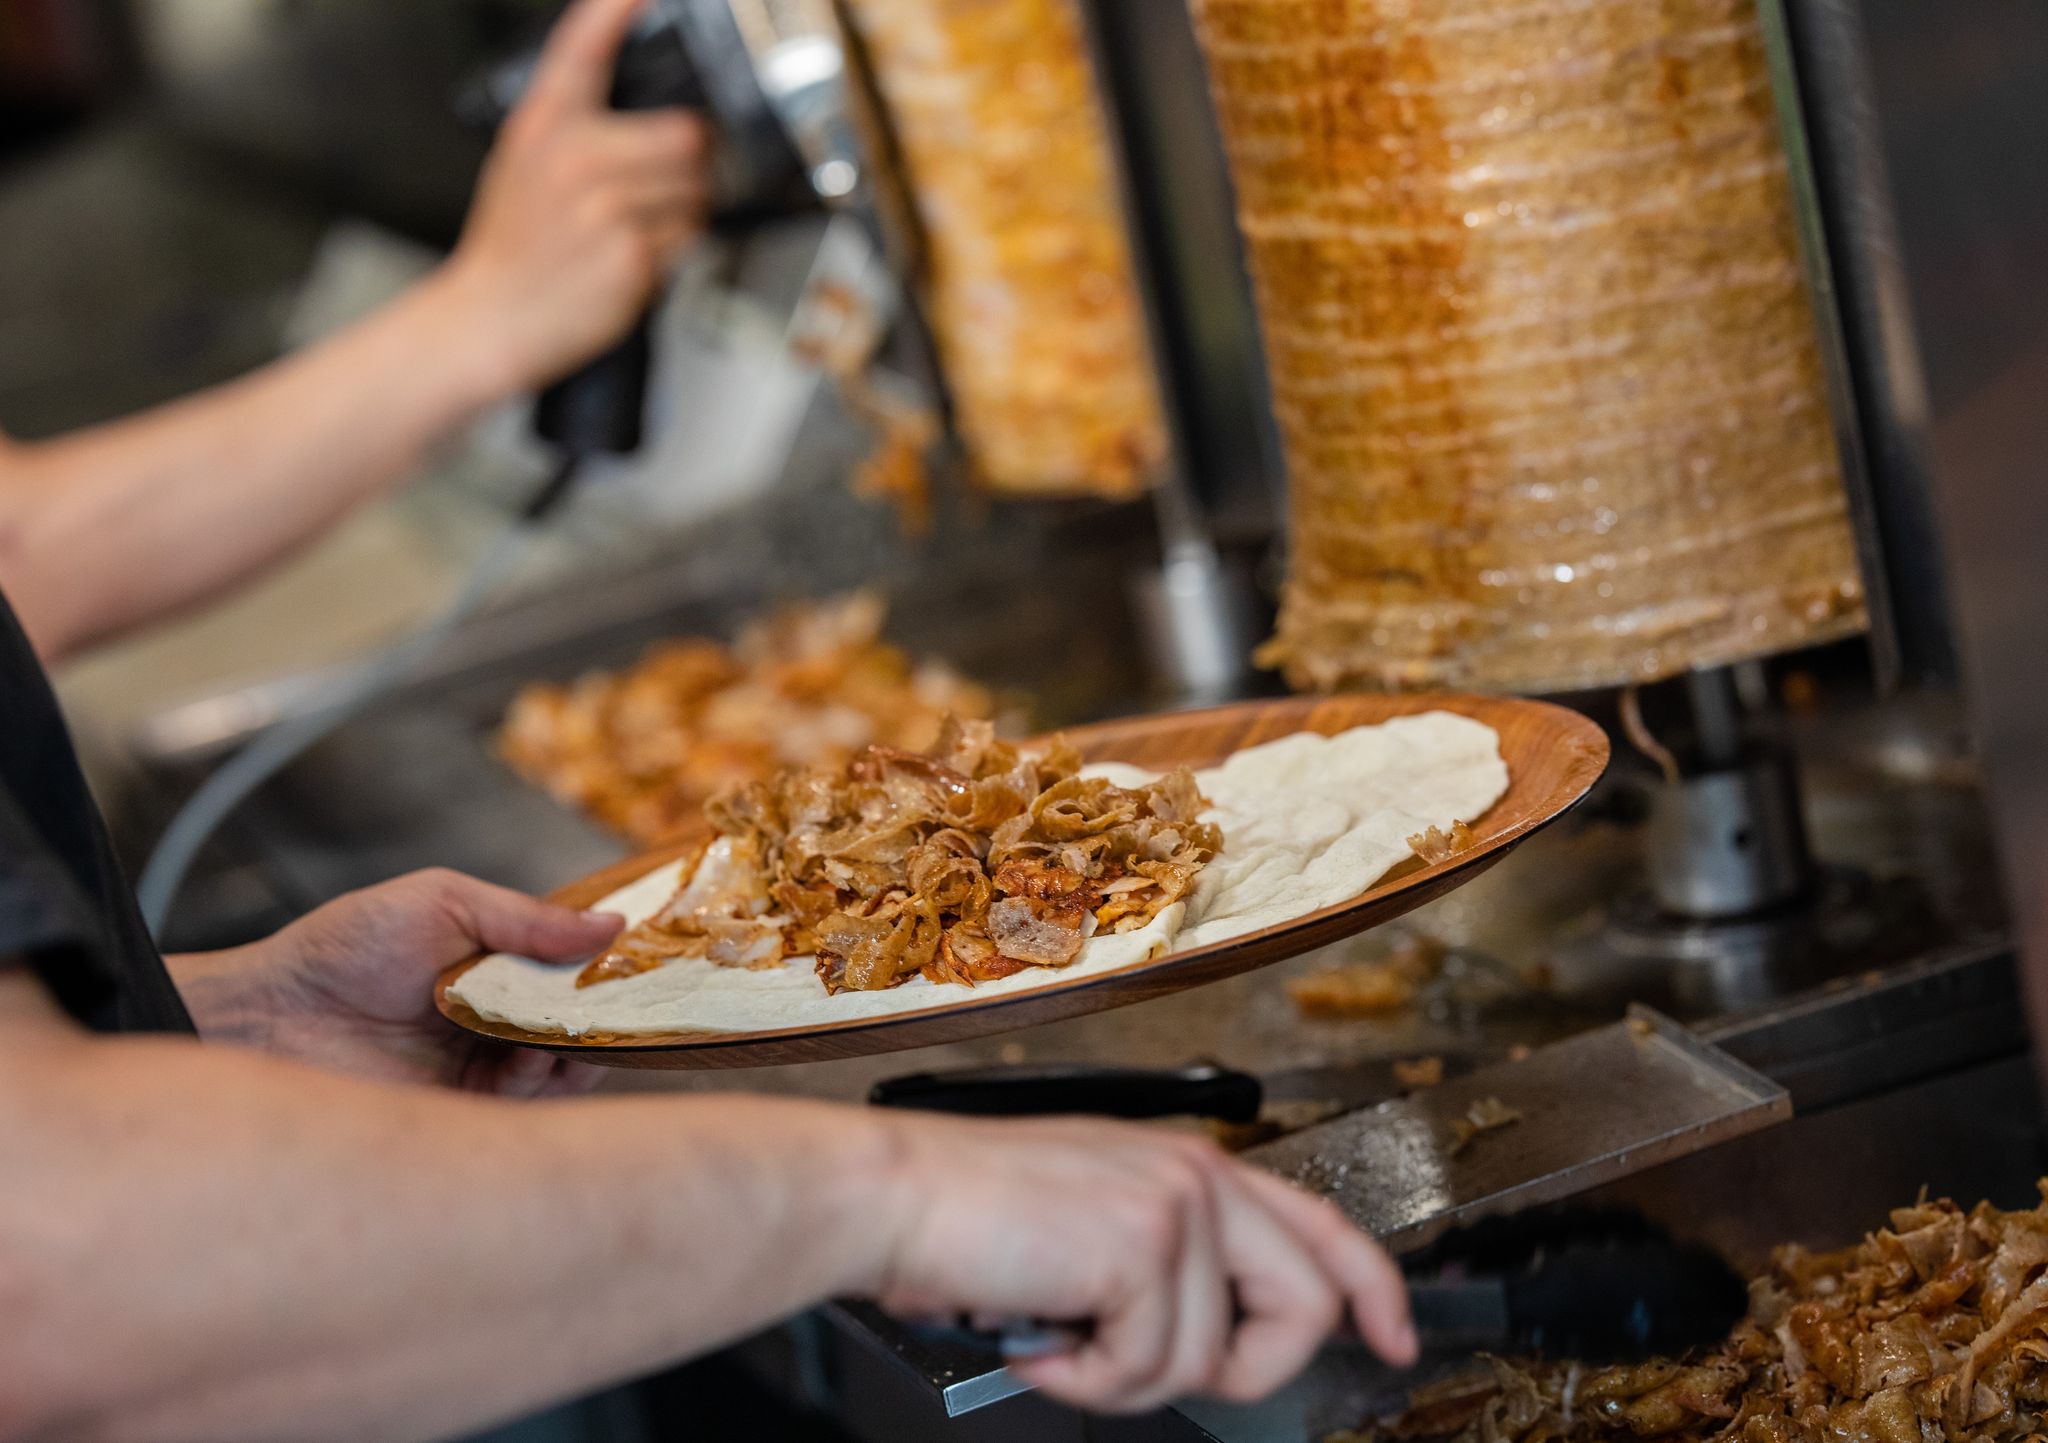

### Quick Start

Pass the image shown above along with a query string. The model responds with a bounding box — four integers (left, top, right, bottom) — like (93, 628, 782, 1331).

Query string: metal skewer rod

(1685, 666, 1749, 770)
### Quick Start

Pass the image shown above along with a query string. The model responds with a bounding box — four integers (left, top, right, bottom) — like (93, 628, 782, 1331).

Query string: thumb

(526, 0, 646, 116)
(442, 875, 624, 962)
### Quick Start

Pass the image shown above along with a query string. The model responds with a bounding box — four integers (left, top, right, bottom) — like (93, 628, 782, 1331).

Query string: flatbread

(1179, 713, 1509, 949)
(450, 711, 1508, 1038)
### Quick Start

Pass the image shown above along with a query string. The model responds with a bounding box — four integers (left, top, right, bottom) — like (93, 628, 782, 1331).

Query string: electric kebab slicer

(464, 0, 884, 491)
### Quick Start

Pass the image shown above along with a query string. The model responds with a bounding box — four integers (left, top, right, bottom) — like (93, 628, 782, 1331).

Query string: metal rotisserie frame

(1841, 0, 2048, 1097)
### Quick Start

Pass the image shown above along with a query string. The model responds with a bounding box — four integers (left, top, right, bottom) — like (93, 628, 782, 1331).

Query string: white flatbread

(450, 711, 1508, 1038)
(1179, 713, 1510, 949)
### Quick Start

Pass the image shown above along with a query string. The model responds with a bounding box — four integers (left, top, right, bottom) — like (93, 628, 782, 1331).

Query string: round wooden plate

(436, 694, 1609, 1068)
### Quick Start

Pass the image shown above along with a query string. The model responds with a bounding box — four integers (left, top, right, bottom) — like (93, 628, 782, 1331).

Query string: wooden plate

(436, 694, 1608, 1068)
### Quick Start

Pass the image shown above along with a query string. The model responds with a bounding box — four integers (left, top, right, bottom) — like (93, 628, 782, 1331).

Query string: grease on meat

(1335, 1185, 2048, 1443)
(584, 716, 1224, 996)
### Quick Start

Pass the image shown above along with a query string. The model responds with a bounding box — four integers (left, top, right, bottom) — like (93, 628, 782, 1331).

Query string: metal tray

(1248, 1005, 1791, 1253)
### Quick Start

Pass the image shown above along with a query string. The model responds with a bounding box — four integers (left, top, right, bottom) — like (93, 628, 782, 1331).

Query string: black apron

(0, 588, 193, 1033)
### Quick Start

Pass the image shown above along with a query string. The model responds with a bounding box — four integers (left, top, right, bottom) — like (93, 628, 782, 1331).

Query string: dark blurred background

(0, 0, 553, 436)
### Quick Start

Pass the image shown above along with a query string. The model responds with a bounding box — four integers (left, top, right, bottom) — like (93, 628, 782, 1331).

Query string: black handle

(533, 13, 704, 459)
(868, 1061, 1264, 1124)
(1405, 1208, 1746, 1363)
(536, 319, 654, 456)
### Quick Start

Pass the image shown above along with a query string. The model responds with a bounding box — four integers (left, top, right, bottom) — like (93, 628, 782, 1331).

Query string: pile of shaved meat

(579, 716, 1222, 995)
(1337, 1186, 2048, 1443)
(499, 593, 998, 846)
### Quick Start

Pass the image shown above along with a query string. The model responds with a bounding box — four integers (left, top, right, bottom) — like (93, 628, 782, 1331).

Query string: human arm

(0, 0, 705, 664)
(0, 965, 1414, 1441)
(0, 967, 914, 1443)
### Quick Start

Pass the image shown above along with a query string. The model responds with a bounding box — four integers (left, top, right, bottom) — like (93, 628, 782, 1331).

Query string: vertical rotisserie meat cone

(1189, 0, 1867, 693)
(840, 0, 1168, 498)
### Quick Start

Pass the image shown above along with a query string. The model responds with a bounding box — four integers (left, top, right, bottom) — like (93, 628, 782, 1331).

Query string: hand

(864, 1115, 1418, 1414)
(174, 870, 622, 1096)
(429, 0, 709, 397)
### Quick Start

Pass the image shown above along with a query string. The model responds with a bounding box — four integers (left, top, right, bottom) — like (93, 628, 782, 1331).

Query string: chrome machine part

(468, 0, 861, 221)
(1069, 0, 1285, 543)
(1553, 696, 1953, 1018)
(1638, 666, 1815, 921)
(1128, 539, 1265, 708)
(1749, 0, 1902, 689)
(722, 0, 867, 204)
(1646, 753, 1814, 919)
(1073, 0, 1278, 706)
(660, 0, 813, 211)
(1561, 666, 1944, 1015)
(1755, 0, 1958, 685)
(740, 1, 955, 438)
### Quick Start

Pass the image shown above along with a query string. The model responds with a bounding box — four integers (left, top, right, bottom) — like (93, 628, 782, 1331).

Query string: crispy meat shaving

(1289, 963, 1417, 1019)
(705, 716, 1221, 994)
(1393, 1056, 1447, 1090)
(1409, 821, 1478, 866)
(1334, 1184, 2048, 1443)
(577, 838, 788, 987)
(1289, 935, 1452, 1020)
(1445, 1096, 1522, 1157)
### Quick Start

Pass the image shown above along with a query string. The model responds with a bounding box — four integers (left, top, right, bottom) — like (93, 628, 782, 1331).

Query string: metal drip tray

(1245, 1007, 1790, 1253)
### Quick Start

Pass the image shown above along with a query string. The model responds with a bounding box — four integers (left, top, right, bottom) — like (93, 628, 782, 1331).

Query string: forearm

(0, 1014, 899, 1443)
(0, 271, 512, 663)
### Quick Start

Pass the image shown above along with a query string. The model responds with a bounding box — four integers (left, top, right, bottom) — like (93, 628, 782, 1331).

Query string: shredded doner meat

(700, 716, 1222, 994)
(498, 593, 998, 847)
(1333, 1183, 2048, 1443)
(577, 838, 789, 987)
(1409, 822, 1477, 866)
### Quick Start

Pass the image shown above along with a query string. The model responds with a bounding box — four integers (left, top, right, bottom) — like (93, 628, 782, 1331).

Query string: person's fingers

(423, 870, 623, 962)
(1237, 1168, 1417, 1368)
(642, 215, 703, 270)
(1206, 1166, 1345, 1403)
(456, 1041, 551, 1097)
(1009, 1186, 1184, 1410)
(590, 110, 709, 174)
(1037, 1153, 1232, 1415)
(526, 0, 649, 116)
(489, 1044, 562, 1099)
(1140, 1158, 1231, 1411)
(536, 1058, 609, 1097)
(616, 168, 709, 222)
